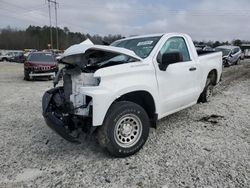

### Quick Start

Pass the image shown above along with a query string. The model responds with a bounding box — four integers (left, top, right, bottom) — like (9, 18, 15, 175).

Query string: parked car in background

(0, 51, 25, 62)
(0, 51, 14, 61)
(244, 49, 250, 58)
(195, 44, 214, 51)
(203, 46, 215, 52)
(215, 46, 241, 67)
(42, 49, 64, 62)
(54, 53, 63, 62)
(241, 44, 250, 58)
(9, 51, 26, 63)
(24, 49, 37, 59)
(195, 45, 215, 55)
(24, 52, 58, 80)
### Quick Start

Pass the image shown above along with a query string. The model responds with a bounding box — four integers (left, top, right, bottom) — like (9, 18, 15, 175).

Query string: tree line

(0, 25, 249, 50)
(0, 25, 123, 50)
(194, 39, 250, 48)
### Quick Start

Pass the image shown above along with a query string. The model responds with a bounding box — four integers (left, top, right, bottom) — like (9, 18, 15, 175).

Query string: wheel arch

(208, 69, 218, 85)
(114, 90, 157, 128)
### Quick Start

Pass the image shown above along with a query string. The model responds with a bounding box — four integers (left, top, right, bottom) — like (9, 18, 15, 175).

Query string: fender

(79, 85, 159, 126)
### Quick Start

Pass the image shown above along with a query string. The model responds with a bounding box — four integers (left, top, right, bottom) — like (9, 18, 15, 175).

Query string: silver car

(215, 46, 242, 67)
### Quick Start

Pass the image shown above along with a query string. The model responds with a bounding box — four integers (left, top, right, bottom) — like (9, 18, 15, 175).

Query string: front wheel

(223, 60, 230, 67)
(24, 70, 30, 81)
(98, 101, 150, 157)
(235, 58, 240, 65)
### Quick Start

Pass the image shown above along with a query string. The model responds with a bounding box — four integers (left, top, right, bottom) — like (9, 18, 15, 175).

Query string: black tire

(98, 101, 150, 157)
(198, 77, 214, 103)
(24, 70, 30, 81)
(2, 58, 7, 62)
(235, 58, 240, 65)
(223, 60, 229, 67)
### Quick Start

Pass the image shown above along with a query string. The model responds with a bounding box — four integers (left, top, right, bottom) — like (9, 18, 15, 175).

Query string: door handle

(189, 67, 197, 71)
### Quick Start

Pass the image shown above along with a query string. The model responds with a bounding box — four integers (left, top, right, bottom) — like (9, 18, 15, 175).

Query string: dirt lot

(0, 61, 250, 188)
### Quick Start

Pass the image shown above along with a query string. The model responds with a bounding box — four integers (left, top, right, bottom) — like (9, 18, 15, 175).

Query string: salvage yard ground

(0, 61, 250, 187)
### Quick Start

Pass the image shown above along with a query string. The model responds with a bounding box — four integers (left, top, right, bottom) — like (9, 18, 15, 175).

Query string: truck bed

(197, 49, 217, 56)
(197, 51, 223, 86)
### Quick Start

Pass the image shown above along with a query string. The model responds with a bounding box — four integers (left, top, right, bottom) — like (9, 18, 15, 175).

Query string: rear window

(28, 53, 55, 62)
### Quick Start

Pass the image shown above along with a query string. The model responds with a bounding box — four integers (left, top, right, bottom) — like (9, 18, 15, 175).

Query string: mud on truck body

(42, 33, 222, 157)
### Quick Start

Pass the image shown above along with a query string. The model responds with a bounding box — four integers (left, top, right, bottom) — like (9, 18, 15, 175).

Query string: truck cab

(42, 33, 222, 157)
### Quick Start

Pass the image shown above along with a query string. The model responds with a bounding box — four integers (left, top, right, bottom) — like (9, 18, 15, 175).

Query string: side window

(232, 48, 239, 54)
(232, 48, 236, 54)
(157, 37, 191, 63)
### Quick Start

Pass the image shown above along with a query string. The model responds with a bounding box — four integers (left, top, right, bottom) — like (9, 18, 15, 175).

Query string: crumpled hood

(63, 39, 94, 57)
(62, 43, 142, 61)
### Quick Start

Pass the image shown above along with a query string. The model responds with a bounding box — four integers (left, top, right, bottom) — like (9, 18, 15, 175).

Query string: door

(230, 48, 237, 63)
(154, 37, 200, 116)
(234, 48, 241, 61)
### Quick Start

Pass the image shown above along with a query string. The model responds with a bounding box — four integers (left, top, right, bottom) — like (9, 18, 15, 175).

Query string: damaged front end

(42, 45, 141, 143)
(42, 87, 81, 143)
(42, 67, 96, 144)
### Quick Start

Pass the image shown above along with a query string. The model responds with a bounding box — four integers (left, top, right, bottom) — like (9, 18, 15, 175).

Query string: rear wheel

(199, 74, 215, 103)
(98, 101, 150, 157)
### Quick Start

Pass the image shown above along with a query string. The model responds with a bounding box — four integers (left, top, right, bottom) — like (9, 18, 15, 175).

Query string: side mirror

(159, 51, 183, 71)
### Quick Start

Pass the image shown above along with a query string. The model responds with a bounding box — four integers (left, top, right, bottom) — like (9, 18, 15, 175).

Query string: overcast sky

(0, 0, 250, 41)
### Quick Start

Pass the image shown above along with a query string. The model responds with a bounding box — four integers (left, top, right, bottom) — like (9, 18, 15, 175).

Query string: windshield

(215, 48, 231, 56)
(28, 53, 55, 63)
(111, 36, 161, 58)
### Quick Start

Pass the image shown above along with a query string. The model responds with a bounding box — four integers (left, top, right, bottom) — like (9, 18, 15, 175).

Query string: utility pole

(47, 0, 59, 50)
(47, 0, 53, 49)
(54, 0, 59, 50)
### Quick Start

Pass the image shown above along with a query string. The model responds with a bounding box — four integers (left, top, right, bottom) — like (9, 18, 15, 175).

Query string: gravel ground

(0, 60, 250, 188)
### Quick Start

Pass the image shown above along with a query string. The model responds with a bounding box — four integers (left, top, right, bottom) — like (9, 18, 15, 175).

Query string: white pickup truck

(42, 33, 222, 157)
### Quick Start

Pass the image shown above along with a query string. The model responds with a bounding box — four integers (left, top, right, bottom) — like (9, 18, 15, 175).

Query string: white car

(215, 46, 242, 67)
(42, 33, 222, 157)
(0, 51, 14, 61)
